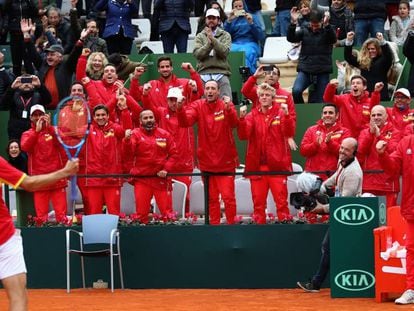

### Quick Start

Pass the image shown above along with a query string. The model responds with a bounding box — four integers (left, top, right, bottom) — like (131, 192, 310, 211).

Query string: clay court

(0, 288, 400, 310)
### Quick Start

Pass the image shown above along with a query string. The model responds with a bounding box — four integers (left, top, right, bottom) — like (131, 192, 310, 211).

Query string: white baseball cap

(395, 88, 411, 98)
(167, 87, 182, 98)
(206, 8, 220, 18)
(30, 104, 45, 115)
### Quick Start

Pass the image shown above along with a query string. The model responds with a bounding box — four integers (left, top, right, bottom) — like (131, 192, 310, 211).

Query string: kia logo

(333, 204, 374, 226)
(334, 269, 375, 291)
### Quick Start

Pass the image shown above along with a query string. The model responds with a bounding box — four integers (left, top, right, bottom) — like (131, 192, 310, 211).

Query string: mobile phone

(21, 77, 33, 84)
(262, 65, 274, 72)
(234, 9, 246, 17)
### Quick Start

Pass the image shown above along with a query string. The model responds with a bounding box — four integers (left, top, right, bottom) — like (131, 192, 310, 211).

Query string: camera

(234, 9, 246, 17)
(21, 77, 33, 84)
(290, 192, 330, 212)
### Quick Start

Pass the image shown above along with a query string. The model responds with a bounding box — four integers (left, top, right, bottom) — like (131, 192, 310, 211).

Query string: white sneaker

(395, 289, 414, 304)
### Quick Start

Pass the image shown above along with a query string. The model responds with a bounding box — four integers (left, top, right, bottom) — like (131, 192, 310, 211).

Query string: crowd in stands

(0, 0, 414, 226)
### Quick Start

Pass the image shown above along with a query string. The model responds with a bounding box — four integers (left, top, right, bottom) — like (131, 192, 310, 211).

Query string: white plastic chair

(189, 17, 199, 40)
(259, 37, 293, 64)
(66, 214, 124, 293)
(139, 41, 164, 54)
(189, 180, 205, 216)
(120, 182, 136, 215)
(235, 178, 254, 219)
(132, 18, 151, 45)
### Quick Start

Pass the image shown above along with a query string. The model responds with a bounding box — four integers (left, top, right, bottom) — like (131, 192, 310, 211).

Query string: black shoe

(297, 281, 320, 293)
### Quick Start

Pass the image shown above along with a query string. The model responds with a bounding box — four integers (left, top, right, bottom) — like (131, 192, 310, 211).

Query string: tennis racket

(54, 96, 91, 223)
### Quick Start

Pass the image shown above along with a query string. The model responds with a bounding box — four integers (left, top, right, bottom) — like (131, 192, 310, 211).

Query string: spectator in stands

(46, 6, 75, 54)
(129, 56, 203, 109)
(21, 18, 87, 108)
(353, 0, 386, 46)
(153, 0, 193, 53)
(123, 109, 178, 224)
(344, 31, 393, 101)
(272, 0, 297, 37)
(310, 0, 354, 42)
(0, 74, 51, 141)
(334, 58, 361, 94)
(323, 76, 382, 138)
(76, 49, 108, 81)
(197, 1, 227, 34)
(141, 87, 195, 212)
(389, 0, 414, 46)
(6, 139, 28, 173)
(224, 0, 265, 74)
(21, 105, 68, 223)
(387, 88, 414, 132)
(300, 104, 351, 180)
(244, 0, 265, 32)
(386, 0, 401, 24)
(358, 104, 401, 207)
(193, 8, 233, 99)
(403, 30, 414, 96)
(194, 0, 212, 17)
(35, 24, 62, 57)
(177, 80, 239, 225)
(137, 0, 152, 19)
(94, 0, 138, 55)
(0, 51, 14, 107)
(296, 0, 312, 28)
(107, 52, 147, 81)
(297, 137, 363, 293)
(82, 104, 131, 215)
(2, 0, 38, 76)
(70, 2, 108, 55)
(287, 8, 337, 103)
(238, 83, 294, 223)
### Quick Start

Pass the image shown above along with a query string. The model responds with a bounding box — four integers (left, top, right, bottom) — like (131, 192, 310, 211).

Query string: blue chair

(66, 214, 124, 292)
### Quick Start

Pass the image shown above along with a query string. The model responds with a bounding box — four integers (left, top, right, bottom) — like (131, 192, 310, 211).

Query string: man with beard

(82, 104, 131, 215)
(300, 104, 351, 180)
(358, 105, 401, 207)
(0, 74, 51, 141)
(177, 80, 239, 225)
(298, 137, 363, 292)
(21, 105, 68, 223)
(129, 56, 203, 108)
(123, 110, 178, 224)
(323, 75, 382, 138)
(386, 88, 413, 133)
(193, 8, 233, 99)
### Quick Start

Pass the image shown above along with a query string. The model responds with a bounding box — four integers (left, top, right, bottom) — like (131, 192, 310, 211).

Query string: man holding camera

(297, 137, 363, 292)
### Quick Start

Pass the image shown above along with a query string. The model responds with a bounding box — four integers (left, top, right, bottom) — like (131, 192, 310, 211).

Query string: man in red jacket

(386, 88, 413, 133)
(0, 157, 78, 311)
(238, 82, 294, 223)
(358, 105, 401, 207)
(377, 134, 414, 304)
(177, 80, 239, 225)
(323, 75, 382, 138)
(82, 104, 131, 215)
(123, 110, 178, 224)
(129, 56, 203, 107)
(21, 105, 68, 222)
(300, 104, 351, 180)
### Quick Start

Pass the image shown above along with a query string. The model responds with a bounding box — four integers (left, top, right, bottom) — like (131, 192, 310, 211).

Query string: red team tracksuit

(386, 106, 414, 132)
(238, 104, 295, 223)
(177, 99, 239, 225)
(82, 114, 131, 215)
(358, 121, 401, 207)
(323, 84, 381, 138)
(380, 135, 414, 290)
(300, 120, 351, 180)
(124, 126, 178, 223)
(21, 125, 67, 222)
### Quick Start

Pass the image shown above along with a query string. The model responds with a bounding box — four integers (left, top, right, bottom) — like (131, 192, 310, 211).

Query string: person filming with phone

(0, 74, 51, 141)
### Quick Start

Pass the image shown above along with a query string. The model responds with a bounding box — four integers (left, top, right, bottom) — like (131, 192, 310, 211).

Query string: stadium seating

(132, 18, 151, 45)
(259, 37, 293, 64)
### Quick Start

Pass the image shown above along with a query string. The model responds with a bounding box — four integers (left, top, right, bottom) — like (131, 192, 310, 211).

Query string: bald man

(358, 105, 401, 207)
(298, 137, 363, 292)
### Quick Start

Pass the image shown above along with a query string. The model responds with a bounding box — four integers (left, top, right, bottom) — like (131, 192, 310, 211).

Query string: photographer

(0, 74, 51, 141)
(297, 137, 363, 292)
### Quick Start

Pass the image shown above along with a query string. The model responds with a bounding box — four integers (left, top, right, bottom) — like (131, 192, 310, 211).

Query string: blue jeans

(354, 18, 385, 47)
(312, 229, 330, 289)
(160, 23, 189, 53)
(292, 72, 330, 103)
(272, 10, 291, 36)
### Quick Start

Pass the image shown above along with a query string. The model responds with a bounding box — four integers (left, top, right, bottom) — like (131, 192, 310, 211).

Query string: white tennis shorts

(0, 230, 27, 280)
